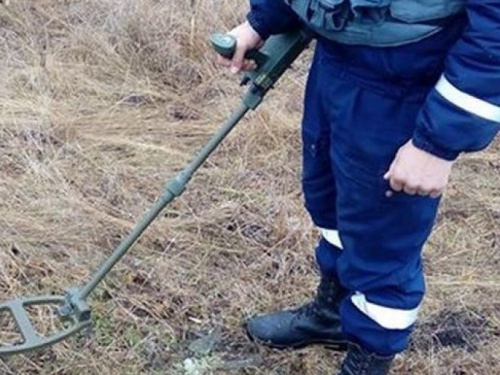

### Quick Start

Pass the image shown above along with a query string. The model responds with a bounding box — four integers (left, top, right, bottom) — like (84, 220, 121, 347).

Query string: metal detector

(0, 28, 313, 356)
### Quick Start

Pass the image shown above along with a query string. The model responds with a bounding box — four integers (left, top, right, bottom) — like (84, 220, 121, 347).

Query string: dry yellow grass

(0, 1, 499, 374)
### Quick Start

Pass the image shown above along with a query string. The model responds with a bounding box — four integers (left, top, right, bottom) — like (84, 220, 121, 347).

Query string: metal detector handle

(213, 28, 314, 109)
(210, 33, 267, 66)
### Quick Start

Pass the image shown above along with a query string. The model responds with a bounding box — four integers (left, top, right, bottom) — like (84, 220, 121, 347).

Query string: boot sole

(245, 326, 348, 352)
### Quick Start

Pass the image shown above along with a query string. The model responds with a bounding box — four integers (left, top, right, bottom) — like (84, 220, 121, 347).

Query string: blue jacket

(247, 0, 500, 160)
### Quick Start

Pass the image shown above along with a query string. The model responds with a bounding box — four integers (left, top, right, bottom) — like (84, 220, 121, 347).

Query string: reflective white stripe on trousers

(436, 75, 500, 123)
(351, 292, 420, 330)
(320, 228, 343, 249)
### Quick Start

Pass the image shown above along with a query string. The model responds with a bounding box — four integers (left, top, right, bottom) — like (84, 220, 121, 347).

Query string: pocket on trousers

(302, 131, 331, 185)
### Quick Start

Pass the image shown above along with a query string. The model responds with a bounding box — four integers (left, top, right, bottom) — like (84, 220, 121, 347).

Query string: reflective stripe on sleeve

(320, 228, 343, 249)
(351, 292, 420, 330)
(436, 75, 500, 123)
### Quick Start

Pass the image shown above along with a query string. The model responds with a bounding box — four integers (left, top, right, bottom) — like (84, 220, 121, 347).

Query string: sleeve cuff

(411, 131, 461, 161)
(413, 84, 500, 161)
(247, 12, 271, 40)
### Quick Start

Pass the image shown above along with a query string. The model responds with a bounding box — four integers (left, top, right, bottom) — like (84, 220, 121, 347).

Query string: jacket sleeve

(412, 0, 500, 160)
(247, 0, 301, 40)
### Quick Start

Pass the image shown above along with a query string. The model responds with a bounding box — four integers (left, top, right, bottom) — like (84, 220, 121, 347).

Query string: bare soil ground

(0, 1, 499, 374)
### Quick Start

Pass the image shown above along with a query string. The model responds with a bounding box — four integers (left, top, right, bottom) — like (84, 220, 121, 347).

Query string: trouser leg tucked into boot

(245, 275, 347, 350)
(337, 344, 394, 375)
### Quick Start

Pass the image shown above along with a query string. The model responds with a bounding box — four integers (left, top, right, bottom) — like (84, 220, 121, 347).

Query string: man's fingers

(387, 180, 444, 198)
(230, 45, 247, 74)
(242, 59, 258, 71)
(383, 164, 394, 181)
(417, 189, 429, 197)
(403, 184, 418, 195)
(429, 189, 443, 199)
(384, 154, 399, 181)
(217, 56, 257, 72)
(389, 176, 405, 192)
(217, 56, 232, 67)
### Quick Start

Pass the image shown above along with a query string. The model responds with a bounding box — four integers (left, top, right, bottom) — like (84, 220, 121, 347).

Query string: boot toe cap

(245, 311, 296, 345)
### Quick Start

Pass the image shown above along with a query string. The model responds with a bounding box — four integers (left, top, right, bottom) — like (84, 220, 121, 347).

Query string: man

(217, 1, 500, 374)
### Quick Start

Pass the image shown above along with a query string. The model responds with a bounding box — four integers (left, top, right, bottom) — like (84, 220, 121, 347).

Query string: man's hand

(216, 21, 263, 74)
(384, 140, 454, 198)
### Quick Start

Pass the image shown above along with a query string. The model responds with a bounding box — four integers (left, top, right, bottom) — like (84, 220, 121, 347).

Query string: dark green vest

(284, 0, 465, 46)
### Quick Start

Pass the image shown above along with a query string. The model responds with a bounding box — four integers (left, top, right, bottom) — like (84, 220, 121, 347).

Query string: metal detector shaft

(80, 104, 250, 300)
(81, 28, 313, 299)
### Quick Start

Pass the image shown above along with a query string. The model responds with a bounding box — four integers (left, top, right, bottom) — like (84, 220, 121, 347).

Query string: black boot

(337, 344, 394, 375)
(245, 276, 347, 350)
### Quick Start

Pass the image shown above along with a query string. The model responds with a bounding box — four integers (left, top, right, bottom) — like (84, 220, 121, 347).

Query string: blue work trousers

(302, 28, 462, 355)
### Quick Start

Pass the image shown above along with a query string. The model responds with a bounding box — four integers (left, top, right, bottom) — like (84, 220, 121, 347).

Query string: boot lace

(296, 279, 335, 318)
(297, 300, 321, 318)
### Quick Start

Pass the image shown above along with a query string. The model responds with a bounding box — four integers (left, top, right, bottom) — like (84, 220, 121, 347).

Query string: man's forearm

(413, 1, 500, 160)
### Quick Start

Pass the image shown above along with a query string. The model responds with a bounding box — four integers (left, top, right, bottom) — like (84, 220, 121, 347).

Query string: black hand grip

(210, 33, 267, 66)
